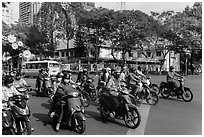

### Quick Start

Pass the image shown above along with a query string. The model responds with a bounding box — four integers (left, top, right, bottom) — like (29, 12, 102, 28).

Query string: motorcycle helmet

(138, 66, 142, 71)
(15, 72, 22, 80)
(170, 66, 174, 70)
(4, 75, 14, 86)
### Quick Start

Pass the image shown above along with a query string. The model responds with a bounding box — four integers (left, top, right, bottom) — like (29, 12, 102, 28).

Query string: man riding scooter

(36, 68, 47, 96)
(167, 66, 183, 98)
(48, 72, 76, 131)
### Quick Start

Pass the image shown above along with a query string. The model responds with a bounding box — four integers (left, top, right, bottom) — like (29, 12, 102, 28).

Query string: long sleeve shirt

(2, 86, 21, 101)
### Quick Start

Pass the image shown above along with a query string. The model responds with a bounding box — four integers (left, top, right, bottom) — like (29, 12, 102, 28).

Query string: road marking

(126, 103, 151, 135)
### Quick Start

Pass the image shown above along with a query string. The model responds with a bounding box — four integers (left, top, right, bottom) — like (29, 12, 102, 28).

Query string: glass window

(156, 51, 161, 57)
(147, 51, 151, 57)
(49, 63, 59, 67)
(41, 62, 48, 68)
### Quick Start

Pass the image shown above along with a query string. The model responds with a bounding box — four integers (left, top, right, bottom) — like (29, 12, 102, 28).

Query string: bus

(21, 60, 61, 77)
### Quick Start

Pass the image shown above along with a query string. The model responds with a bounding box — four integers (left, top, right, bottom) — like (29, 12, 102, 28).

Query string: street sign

(23, 50, 31, 58)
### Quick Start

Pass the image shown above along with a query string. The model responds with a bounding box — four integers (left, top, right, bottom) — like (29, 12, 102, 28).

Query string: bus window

(49, 63, 59, 67)
(26, 64, 31, 69)
(41, 62, 48, 68)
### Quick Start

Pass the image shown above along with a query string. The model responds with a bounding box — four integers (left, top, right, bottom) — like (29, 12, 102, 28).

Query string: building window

(147, 51, 151, 57)
(61, 52, 65, 57)
(156, 51, 161, 57)
(137, 52, 142, 58)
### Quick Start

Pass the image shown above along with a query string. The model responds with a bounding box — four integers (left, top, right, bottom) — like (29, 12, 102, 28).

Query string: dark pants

(129, 83, 139, 96)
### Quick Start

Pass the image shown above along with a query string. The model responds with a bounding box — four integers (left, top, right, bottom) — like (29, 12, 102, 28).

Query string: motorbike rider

(126, 68, 141, 96)
(135, 66, 146, 79)
(53, 72, 63, 93)
(13, 72, 28, 88)
(76, 68, 90, 86)
(106, 69, 122, 117)
(49, 72, 76, 131)
(36, 68, 46, 94)
(167, 66, 183, 96)
(2, 75, 22, 104)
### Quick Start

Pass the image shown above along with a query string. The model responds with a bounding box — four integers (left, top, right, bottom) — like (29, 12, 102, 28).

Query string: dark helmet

(4, 75, 14, 85)
(170, 66, 174, 70)
(46, 68, 49, 72)
(83, 69, 88, 72)
(138, 66, 142, 71)
(62, 73, 70, 81)
(56, 72, 62, 78)
(16, 72, 22, 77)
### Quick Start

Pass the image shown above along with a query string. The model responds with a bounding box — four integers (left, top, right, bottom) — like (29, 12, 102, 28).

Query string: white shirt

(2, 86, 21, 101)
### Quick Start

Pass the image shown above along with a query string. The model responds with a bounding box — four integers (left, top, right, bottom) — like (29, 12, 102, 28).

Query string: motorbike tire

(146, 91, 159, 105)
(20, 121, 32, 135)
(181, 88, 193, 102)
(99, 106, 109, 120)
(160, 87, 170, 98)
(72, 116, 86, 134)
(81, 93, 90, 107)
(150, 85, 160, 96)
(2, 128, 16, 135)
(124, 107, 141, 129)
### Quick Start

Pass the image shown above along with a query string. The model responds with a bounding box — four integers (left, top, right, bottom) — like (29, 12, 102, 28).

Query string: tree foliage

(35, 2, 67, 57)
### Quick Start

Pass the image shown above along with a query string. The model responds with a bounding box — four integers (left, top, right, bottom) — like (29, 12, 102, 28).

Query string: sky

(9, 1, 195, 23)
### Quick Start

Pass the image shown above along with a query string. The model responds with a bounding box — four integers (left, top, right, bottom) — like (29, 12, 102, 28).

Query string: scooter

(2, 101, 16, 135)
(9, 95, 32, 135)
(52, 89, 86, 134)
(36, 77, 54, 97)
(146, 76, 160, 95)
(97, 87, 141, 129)
(83, 78, 97, 101)
(160, 78, 193, 102)
(134, 79, 159, 105)
(76, 82, 91, 107)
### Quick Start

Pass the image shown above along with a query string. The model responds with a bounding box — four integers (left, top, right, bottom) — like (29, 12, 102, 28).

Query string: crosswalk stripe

(126, 103, 151, 135)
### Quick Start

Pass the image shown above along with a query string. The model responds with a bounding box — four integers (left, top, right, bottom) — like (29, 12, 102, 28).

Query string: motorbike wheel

(150, 85, 160, 96)
(2, 128, 16, 135)
(181, 88, 193, 102)
(99, 106, 109, 120)
(20, 121, 32, 135)
(72, 117, 86, 134)
(146, 91, 159, 105)
(124, 107, 141, 129)
(160, 87, 170, 98)
(81, 93, 90, 107)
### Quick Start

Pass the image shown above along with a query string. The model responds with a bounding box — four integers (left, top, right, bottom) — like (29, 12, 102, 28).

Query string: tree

(25, 25, 48, 55)
(35, 2, 67, 57)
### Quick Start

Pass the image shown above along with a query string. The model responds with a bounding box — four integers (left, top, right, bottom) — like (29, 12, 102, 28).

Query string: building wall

(19, 2, 41, 26)
(2, 4, 13, 25)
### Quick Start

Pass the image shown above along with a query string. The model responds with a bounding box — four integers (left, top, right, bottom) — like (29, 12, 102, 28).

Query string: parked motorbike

(134, 79, 159, 105)
(52, 90, 86, 134)
(160, 78, 193, 102)
(97, 87, 141, 129)
(2, 101, 16, 135)
(9, 95, 32, 135)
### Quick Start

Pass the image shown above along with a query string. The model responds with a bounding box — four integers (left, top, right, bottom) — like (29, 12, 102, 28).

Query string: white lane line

(126, 103, 151, 135)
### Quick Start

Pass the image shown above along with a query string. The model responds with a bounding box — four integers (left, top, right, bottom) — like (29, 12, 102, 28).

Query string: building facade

(2, 4, 14, 25)
(19, 2, 41, 26)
